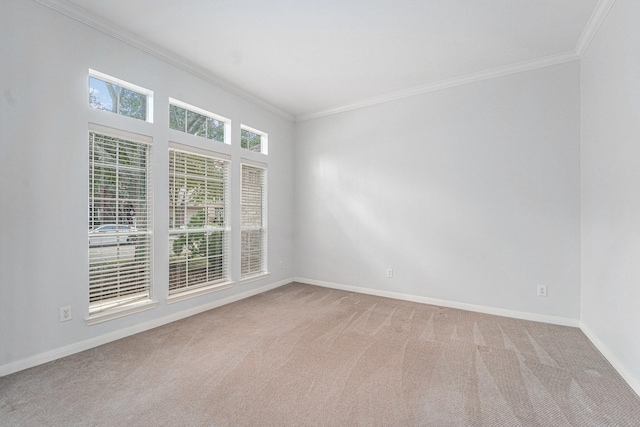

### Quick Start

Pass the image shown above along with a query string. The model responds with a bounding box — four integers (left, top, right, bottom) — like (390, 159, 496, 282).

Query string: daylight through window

(88, 131, 153, 314)
(89, 71, 152, 122)
(241, 163, 267, 278)
(169, 100, 228, 143)
(241, 126, 267, 154)
(169, 149, 230, 293)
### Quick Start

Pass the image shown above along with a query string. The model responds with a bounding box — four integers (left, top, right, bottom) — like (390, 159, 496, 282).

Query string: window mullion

(183, 109, 187, 133)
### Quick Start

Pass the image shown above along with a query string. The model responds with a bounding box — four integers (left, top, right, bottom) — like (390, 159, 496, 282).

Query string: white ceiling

(47, 0, 604, 120)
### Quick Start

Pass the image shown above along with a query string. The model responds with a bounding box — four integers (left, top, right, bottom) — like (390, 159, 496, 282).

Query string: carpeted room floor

(1, 282, 639, 426)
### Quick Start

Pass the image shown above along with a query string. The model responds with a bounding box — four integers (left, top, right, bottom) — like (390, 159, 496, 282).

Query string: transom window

(89, 70, 153, 122)
(240, 125, 268, 154)
(169, 99, 229, 144)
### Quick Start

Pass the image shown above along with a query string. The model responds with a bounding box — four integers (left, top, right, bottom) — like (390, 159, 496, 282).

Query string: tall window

(88, 131, 152, 315)
(241, 163, 267, 278)
(89, 70, 153, 122)
(169, 149, 230, 294)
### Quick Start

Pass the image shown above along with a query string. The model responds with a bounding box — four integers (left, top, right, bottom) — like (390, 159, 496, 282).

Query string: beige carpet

(1, 282, 639, 426)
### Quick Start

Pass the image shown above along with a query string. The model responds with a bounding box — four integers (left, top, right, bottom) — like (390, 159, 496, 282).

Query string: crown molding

(35, 0, 295, 122)
(36, 0, 598, 124)
(575, 0, 616, 57)
(296, 51, 580, 122)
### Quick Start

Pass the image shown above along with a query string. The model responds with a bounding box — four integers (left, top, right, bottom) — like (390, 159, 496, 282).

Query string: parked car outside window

(89, 224, 136, 246)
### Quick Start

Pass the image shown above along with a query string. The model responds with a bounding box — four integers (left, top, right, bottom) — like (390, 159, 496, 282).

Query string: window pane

(169, 104, 186, 132)
(89, 77, 114, 112)
(206, 117, 225, 142)
(187, 110, 207, 137)
(89, 75, 149, 122)
(241, 129, 262, 152)
(119, 87, 147, 120)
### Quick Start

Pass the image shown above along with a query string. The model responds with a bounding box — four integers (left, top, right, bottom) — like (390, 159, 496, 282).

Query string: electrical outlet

(537, 285, 547, 297)
(386, 268, 393, 278)
(279, 261, 284, 270)
(60, 306, 72, 322)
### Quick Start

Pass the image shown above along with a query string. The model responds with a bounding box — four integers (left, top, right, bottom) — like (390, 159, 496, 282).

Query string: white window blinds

(241, 164, 267, 278)
(169, 149, 230, 293)
(88, 132, 152, 314)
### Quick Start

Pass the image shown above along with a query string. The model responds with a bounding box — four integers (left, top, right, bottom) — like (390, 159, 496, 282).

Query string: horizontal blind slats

(89, 131, 152, 314)
(168, 148, 230, 294)
(241, 164, 267, 278)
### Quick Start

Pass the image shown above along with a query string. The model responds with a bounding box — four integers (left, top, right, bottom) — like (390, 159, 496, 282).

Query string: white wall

(294, 62, 582, 321)
(0, 0, 294, 371)
(581, 0, 640, 391)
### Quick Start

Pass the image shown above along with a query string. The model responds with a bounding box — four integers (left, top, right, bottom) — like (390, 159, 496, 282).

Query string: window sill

(85, 299, 158, 326)
(240, 272, 270, 286)
(166, 281, 235, 304)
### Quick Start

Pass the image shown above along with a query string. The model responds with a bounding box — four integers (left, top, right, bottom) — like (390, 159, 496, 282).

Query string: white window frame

(87, 124, 156, 324)
(240, 124, 268, 155)
(89, 69, 154, 123)
(240, 161, 268, 281)
(168, 98, 230, 144)
(167, 145, 233, 303)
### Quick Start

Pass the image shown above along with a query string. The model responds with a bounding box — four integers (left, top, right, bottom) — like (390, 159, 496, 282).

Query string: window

(169, 99, 229, 143)
(241, 163, 267, 278)
(88, 130, 153, 315)
(240, 125, 268, 154)
(169, 148, 230, 295)
(89, 70, 153, 122)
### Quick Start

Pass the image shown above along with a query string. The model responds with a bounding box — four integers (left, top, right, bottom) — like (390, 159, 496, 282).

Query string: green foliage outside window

(89, 77, 147, 121)
(241, 129, 262, 152)
(169, 104, 225, 142)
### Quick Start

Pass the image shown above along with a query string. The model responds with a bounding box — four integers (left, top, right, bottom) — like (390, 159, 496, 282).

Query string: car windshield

(93, 224, 132, 232)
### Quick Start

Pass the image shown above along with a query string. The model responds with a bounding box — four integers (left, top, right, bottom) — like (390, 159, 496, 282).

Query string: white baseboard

(580, 323, 640, 398)
(0, 278, 292, 377)
(294, 277, 580, 327)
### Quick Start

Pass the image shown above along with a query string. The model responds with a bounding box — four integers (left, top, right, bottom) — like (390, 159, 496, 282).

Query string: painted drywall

(581, 0, 640, 390)
(294, 62, 582, 321)
(0, 0, 294, 370)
